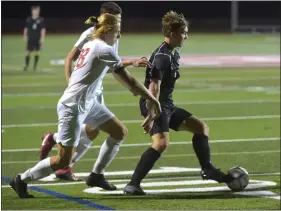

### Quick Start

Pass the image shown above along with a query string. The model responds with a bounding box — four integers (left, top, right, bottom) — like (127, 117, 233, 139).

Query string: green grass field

(1, 33, 280, 210)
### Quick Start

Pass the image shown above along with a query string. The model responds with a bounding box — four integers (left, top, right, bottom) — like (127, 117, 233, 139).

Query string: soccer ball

(226, 166, 249, 192)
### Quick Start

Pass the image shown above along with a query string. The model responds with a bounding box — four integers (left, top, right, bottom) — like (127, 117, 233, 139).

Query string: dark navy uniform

(25, 17, 46, 51)
(140, 42, 192, 135)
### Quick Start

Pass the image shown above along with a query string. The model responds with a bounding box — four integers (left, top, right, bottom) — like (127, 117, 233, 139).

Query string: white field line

(2, 76, 280, 88)
(2, 172, 280, 188)
(1, 115, 280, 129)
(2, 149, 280, 164)
(2, 86, 280, 97)
(2, 137, 280, 153)
(2, 99, 280, 111)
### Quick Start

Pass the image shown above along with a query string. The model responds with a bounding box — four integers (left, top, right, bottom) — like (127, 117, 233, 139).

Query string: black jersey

(25, 17, 46, 40)
(144, 42, 180, 107)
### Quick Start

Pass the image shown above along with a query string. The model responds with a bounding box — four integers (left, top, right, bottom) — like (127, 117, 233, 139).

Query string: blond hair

(162, 11, 188, 37)
(85, 13, 120, 39)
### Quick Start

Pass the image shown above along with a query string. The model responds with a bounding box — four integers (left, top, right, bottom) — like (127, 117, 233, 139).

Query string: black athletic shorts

(139, 97, 192, 136)
(27, 39, 41, 51)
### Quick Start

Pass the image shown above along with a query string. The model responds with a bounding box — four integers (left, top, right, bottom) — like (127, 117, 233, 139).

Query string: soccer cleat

(201, 168, 234, 183)
(86, 172, 117, 190)
(40, 132, 56, 160)
(123, 184, 146, 195)
(10, 175, 34, 198)
(55, 167, 82, 181)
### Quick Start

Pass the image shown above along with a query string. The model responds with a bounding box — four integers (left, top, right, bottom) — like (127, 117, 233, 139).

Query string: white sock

(20, 157, 54, 183)
(53, 133, 58, 143)
(69, 125, 92, 168)
(92, 136, 123, 174)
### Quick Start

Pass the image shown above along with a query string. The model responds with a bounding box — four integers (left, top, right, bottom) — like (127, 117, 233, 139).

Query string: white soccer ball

(226, 166, 249, 192)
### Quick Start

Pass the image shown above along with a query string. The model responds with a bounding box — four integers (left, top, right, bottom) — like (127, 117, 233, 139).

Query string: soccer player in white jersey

(39, 2, 150, 186)
(10, 13, 161, 198)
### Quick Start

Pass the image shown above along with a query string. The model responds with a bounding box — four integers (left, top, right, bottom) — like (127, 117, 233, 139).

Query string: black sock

(34, 55, 39, 70)
(25, 55, 30, 68)
(130, 147, 161, 186)
(192, 134, 214, 170)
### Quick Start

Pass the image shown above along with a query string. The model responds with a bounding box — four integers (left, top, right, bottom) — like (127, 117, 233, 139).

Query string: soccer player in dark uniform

(123, 11, 234, 195)
(23, 6, 46, 71)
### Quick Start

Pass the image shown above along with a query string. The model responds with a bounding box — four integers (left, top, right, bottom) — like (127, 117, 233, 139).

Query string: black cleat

(123, 184, 146, 195)
(86, 172, 117, 191)
(10, 175, 34, 198)
(201, 168, 234, 183)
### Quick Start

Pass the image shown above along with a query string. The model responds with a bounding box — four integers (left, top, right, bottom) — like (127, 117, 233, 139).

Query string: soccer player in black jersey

(23, 6, 46, 71)
(124, 11, 234, 195)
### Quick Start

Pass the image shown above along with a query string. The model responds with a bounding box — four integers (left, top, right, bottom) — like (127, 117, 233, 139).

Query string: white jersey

(74, 27, 119, 95)
(59, 39, 122, 113)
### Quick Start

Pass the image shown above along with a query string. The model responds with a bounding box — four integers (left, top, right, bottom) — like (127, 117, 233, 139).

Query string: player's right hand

(141, 99, 161, 133)
(132, 57, 152, 68)
(24, 36, 28, 41)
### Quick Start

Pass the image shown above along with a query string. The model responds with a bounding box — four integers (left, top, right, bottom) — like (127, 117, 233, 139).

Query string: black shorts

(139, 98, 192, 136)
(27, 39, 41, 51)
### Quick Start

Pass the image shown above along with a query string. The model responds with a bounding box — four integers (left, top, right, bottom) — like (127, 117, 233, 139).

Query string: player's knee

(85, 126, 99, 141)
(111, 126, 128, 141)
(196, 123, 209, 136)
(55, 154, 72, 169)
(152, 135, 169, 153)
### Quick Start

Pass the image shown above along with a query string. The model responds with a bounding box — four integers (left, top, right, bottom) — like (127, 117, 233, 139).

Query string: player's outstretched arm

(122, 57, 152, 68)
(114, 67, 161, 120)
(64, 47, 80, 83)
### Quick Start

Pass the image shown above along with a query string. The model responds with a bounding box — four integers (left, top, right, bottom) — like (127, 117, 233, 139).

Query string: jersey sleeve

(40, 17, 46, 29)
(150, 54, 171, 81)
(98, 46, 123, 71)
(24, 17, 30, 28)
(74, 27, 94, 50)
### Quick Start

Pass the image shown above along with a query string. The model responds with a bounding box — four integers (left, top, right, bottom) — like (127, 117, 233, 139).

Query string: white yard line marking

(2, 86, 280, 97)
(2, 99, 280, 111)
(1, 172, 280, 188)
(2, 76, 280, 88)
(2, 137, 280, 152)
(2, 149, 280, 164)
(2, 115, 280, 129)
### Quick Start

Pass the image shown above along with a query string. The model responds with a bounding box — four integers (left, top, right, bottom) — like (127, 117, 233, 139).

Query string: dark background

(2, 1, 280, 33)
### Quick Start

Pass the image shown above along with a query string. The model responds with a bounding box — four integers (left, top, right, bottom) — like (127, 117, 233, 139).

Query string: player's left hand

(132, 57, 152, 68)
(40, 39, 45, 44)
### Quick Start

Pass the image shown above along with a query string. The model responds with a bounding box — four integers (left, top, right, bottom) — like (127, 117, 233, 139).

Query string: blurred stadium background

(1, 1, 280, 210)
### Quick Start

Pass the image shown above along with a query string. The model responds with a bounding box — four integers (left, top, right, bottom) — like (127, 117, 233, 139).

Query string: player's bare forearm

(41, 28, 46, 41)
(115, 68, 156, 101)
(121, 59, 134, 67)
(23, 28, 28, 40)
(149, 79, 161, 100)
(64, 47, 80, 83)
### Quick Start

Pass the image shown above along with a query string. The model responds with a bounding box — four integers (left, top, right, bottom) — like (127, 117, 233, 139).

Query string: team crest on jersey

(32, 23, 37, 30)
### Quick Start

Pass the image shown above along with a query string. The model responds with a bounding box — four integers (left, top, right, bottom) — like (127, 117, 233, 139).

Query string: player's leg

(54, 124, 99, 181)
(10, 103, 81, 198)
(53, 94, 104, 180)
(85, 103, 127, 190)
(124, 102, 170, 195)
(40, 94, 105, 161)
(33, 40, 42, 71)
(23, 45, 31, 71)
(124, 131, 168, 195)
(175, 108, 233, 183)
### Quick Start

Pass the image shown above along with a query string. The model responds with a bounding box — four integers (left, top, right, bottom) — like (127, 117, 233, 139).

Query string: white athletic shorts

(56, 94, 114, 147)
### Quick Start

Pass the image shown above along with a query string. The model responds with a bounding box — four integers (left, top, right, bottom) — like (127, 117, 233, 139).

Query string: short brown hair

(100, 2, 122, 15)
(162, 11, 188, 37)
(31, 5, 40, 10)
